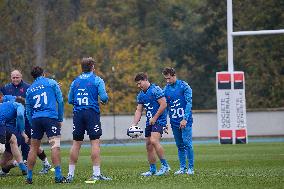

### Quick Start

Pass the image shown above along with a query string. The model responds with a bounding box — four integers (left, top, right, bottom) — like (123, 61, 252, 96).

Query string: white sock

(69, 164, 75, 176)
(43, 158, 50, 165)
(93, 166, 100, 176)
(13, 160, 18, 167)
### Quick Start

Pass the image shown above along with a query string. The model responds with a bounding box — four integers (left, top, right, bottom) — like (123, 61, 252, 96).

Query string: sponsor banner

(216, 72, 233, 144)
(216, 71, 248, 144)
(233, 72, 247, 143)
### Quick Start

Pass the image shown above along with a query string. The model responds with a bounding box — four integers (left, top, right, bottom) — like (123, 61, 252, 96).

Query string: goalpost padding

(216, 71, 248, 144)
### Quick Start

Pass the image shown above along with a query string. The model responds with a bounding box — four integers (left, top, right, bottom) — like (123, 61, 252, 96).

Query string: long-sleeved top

(26, 76, 64, 125)
(164, 79, 193, 127)
(68, 72, 108, 113)
(0, 101, 25, 133)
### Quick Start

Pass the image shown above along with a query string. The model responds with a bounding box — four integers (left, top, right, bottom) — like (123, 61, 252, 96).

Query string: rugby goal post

(216, 0, 284, 144)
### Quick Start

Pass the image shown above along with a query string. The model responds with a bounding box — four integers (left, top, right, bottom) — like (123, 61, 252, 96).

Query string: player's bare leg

(66, 140, 83, 182)
(150, 132, 170, 176)
(88, 139, 111, 181)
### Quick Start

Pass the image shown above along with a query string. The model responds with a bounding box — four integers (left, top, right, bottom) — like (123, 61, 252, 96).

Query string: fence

(60, 109, 284, 142)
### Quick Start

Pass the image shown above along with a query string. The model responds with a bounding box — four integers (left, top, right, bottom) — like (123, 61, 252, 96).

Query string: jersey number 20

(171, 108, 184, 118)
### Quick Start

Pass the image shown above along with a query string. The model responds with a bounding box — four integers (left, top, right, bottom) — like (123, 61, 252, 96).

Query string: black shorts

(5, 131, 13, 153)
(145, 124, 163, 137)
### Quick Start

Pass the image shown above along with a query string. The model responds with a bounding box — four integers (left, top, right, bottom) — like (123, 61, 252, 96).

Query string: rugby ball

(127, 125, 143, 138)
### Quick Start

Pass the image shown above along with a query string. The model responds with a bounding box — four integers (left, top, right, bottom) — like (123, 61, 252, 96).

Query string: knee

(184, 142, 192, 150)
(49, 137, 60, 149)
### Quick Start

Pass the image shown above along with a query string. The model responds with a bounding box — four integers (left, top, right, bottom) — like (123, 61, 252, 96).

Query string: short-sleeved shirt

(137, 84, 167, 127)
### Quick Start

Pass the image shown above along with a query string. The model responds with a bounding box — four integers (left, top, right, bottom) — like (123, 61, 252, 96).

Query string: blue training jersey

(137, 84, 167, 127)
(3, 95, 16, 102)
(26, 76, 64, 124)
(68, 72, 108, 113)
(164, 79, 193, 127)
(0, 101, 25, 133)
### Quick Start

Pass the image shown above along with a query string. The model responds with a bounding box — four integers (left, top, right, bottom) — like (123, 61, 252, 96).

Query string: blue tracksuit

(164, 79, 194, 170)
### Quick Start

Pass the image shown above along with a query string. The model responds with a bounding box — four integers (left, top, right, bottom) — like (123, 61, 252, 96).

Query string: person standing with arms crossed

(66, 57, 111, 182)
(25, 66, 65, 184)
(162, 67, 194, 175)
(132, 72, 170, 177)
(0, 70, 51, 175)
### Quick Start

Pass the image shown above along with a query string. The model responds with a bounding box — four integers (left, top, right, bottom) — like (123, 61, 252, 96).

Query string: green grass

(0, 142, 283, 189)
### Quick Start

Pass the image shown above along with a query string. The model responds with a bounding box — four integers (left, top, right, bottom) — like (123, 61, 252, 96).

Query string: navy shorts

(6, 124, 22, 144)
(73, 109, 102, 141)
(0, 121, 6, 142)
(25, 117, 31, 139)
(31, 117, 61, 140)
(145, 124, 164, 137)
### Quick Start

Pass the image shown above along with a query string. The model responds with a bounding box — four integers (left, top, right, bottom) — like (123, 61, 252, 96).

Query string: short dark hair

(134, 72, 148, 82)
(31, 66, 44, 79)
(15, 96, 25, 105)
(81, 57, 96, 72)
(162, 67, 176, 76)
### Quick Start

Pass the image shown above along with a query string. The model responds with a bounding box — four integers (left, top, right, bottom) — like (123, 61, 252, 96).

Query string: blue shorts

(145, 124, 164, 137)
(73, 109, 102, 141)
(31, 117, 61, 140)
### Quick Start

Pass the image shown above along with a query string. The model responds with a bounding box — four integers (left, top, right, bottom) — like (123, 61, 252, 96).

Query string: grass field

(0, 142, 283, 189)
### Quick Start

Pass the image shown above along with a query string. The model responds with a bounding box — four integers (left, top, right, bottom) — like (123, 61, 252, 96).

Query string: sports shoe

(174, 168, 187, 175)
(66, 174, 74, 183)
(89, 174, 112, 181)
(155, 165, 171, 176)
(0, 169, 8, 177)
(163, 125, 169, 134)
(187, 168, 194, 175)
(26, 178, 33, 184)
(39, 164, 52, 174)
(55, 176, 66, 183)
(141, 170, 156, 177)
(22, 170, 27, 175)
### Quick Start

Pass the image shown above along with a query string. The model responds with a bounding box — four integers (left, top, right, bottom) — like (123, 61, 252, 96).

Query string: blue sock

(150, 164, 156, 173)
(178, 147, 186, 169)
(187, 146, 194, 170)
(160, 159, 168, 167)
(27, 170, 33, 179)
(54, 166, 62, 178)
(18, 162, 27, 172)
